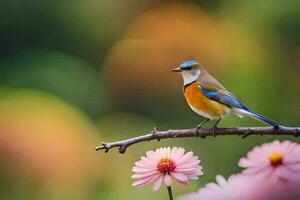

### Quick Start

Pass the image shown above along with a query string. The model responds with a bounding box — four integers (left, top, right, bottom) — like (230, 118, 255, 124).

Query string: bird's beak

(172, 67, 182, 72)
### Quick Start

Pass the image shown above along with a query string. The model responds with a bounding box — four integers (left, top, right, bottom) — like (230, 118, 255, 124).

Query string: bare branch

(95, 126, 300, 154)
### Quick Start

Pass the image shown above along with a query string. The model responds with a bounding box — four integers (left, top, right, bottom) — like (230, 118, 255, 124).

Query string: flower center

(157, 158, 176, 174)
(268, 152, 283, 167)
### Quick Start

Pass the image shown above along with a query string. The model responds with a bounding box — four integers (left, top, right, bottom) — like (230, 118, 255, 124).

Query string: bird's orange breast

(184, 82, 229, 119)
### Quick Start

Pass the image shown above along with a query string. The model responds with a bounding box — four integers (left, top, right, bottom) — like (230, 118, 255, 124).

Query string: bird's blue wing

(199, 84, 248, 110)
(200, 84, 279, 128)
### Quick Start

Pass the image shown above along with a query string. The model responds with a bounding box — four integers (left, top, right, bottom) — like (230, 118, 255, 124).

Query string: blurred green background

(0, 0, 299, 199)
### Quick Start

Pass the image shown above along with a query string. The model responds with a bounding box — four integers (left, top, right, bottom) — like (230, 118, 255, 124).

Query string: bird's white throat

(181, 69, 201, 85)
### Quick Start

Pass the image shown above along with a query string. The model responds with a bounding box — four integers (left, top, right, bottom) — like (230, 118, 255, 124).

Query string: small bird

(172, 60, 280, 129)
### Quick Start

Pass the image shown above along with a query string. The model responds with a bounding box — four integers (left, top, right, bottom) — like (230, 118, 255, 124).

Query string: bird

(172, 60, 280, 130)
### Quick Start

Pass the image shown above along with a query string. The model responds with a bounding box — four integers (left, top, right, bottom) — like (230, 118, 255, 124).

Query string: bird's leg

(196, 118, 210, 129)
(213, 118, 222, 128)
(195, 118, 210, 137)
(212, 118, 222, 137)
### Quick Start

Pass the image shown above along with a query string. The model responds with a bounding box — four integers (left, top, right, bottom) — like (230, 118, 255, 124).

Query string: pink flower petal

(171, 147, 185, 161)
(140, 156, 156, 165)
(176, 152, 194, 165)
(239, 157, 267, 168)
(164, 175, 172, 186)
(132, 175, 157, 187)
(132, 171, 159, 179)
(285, 162, 300, 171)
(146, 151, 158, 161)
(134, 160, 155, 168)
(278, 167, 300, 182)
(152, 176, 163, 192)
(188, 175, 200, 180)
(172, 172, 188, 183)
(176, 161, 200, 169)
(132, 166, 156, 173)
(175, 167, 199, 173)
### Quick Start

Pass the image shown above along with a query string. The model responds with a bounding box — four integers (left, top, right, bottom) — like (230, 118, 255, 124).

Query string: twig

(95, 126, 300, 154)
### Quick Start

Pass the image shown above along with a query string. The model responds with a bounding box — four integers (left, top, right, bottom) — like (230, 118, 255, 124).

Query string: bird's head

(172, 60, 204, 85)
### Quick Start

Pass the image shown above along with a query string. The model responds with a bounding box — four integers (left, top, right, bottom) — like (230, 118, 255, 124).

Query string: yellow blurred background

(0, 0, 299, 199)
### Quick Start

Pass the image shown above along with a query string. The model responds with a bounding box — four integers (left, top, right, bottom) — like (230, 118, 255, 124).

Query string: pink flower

(239, 140, 300, 182)
(132, 147, 203, 192)
(179, 174, 260, 200)
(179, 173, 300, 200)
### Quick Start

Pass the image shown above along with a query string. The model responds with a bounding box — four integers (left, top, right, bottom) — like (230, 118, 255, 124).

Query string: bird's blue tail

(245, 109, 279, 129)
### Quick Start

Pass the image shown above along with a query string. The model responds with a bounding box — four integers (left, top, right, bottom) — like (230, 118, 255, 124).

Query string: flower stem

(167, 186, 173, 200)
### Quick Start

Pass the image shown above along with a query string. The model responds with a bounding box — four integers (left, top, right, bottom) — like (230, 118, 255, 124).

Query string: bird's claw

(212, 128, 217, 137)
(195, 126, 201, 136)
(195, 126, 206, 138)
(152, 127, 157, 135)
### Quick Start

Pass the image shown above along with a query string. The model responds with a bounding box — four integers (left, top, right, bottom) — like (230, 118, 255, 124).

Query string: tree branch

(95, 126, 300, 154)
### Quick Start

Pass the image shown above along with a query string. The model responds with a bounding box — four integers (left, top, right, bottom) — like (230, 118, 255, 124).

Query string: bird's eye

(183, 66, 192, 70)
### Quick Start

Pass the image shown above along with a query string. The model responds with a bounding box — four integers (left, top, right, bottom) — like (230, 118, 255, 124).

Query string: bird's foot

(211, 128, 217, 137)
(274, 125, 280, 130)
(195, 119, 210, 138)
(151, 127, 157, 135)
(195, 126, 206, 138)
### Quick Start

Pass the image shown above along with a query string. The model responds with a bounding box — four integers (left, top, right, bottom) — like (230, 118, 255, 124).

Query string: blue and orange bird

(172, 60, 280, 129)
